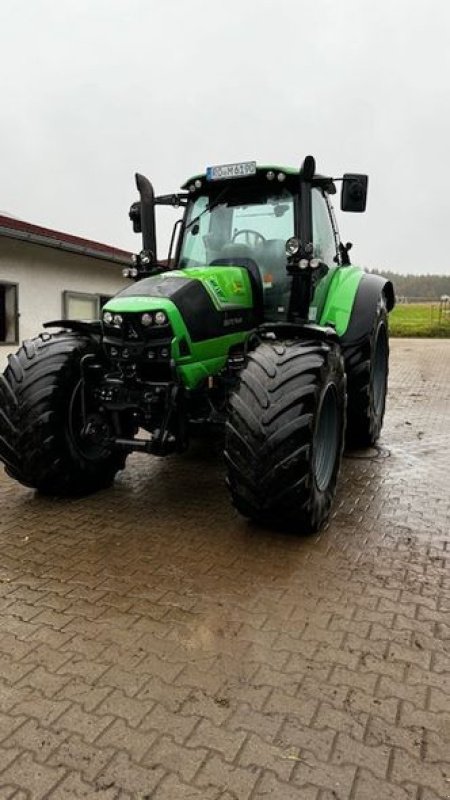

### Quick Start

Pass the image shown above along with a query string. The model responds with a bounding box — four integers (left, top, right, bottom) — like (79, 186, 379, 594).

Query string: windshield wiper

(184, 186, 230, 232)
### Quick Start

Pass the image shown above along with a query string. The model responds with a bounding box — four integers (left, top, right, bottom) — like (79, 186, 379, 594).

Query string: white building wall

(0, 237, 127, 369)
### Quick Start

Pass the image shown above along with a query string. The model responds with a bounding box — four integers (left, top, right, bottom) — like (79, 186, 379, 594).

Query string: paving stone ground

(0, 338, 449, 799)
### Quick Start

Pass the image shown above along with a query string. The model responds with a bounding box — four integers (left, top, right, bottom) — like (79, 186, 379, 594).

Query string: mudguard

(340, 273, 395, 347)
(318, 268, 394, 345)
(43, 320, 102, 337)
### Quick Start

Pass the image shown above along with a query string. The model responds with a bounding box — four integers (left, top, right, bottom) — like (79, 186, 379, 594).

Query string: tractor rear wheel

(0, 332, 127, 495)
(344, 300, 389, 448)
(224, 340, 346, 533)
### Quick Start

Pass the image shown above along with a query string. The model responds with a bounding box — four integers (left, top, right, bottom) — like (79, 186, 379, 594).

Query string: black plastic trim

(258, 322, 339, 343)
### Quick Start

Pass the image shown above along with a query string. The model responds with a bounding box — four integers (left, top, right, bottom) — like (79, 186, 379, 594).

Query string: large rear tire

(0, 332, 127, 495)
(344, 300, 389, 448)
(224, 340, 346, 534)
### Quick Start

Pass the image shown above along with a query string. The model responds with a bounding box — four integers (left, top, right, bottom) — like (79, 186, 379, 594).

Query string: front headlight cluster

(102, 311, 168, 327)
(141, 311, 168, 327)
(103, 312, 123, 326)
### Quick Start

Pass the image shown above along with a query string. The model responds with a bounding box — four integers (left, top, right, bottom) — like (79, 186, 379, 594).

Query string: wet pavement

(0, 338, 449, 799)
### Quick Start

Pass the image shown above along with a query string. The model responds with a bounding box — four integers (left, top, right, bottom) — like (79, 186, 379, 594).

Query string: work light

(154, 311, 168, 326)
(286, 237, 300, 256)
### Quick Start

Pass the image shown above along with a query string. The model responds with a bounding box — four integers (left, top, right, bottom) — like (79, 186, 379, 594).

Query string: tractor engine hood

(103, 267, 257, 344)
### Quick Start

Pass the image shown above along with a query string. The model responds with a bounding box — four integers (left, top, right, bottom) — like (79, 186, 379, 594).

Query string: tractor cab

(177, 167, 297, 321)
(128, 159, 368, 327)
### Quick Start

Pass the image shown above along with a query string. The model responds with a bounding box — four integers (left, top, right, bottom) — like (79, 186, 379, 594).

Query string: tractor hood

(103, 267, 256, 343)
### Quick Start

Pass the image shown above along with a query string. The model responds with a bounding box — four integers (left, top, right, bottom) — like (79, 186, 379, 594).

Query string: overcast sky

(1, 0, 449, 274)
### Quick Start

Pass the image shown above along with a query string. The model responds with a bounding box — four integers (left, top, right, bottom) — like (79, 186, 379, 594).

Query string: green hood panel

(103, 267, 253, 312)
(178, 266, 253, 309)
(102, 267, 256, 390)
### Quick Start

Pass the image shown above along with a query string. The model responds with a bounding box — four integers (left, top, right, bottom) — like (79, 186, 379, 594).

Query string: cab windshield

(178, 187, 295, 318)
(179, 187, 294, 270)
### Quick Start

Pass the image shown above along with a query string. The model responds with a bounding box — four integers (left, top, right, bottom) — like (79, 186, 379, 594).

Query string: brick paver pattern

(0, 339, 449, 799)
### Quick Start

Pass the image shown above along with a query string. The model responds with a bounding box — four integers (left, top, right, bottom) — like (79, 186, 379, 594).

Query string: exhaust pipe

(135, 173, 157, 261)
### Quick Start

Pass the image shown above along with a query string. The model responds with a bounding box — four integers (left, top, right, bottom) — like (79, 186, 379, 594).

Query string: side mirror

(341, 174, 368, 213)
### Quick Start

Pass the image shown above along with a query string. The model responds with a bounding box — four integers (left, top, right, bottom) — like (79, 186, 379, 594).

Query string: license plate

(206, 161, 257, 181)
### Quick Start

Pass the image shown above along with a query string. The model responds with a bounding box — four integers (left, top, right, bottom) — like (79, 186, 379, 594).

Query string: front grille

(102, 312, 173, 368)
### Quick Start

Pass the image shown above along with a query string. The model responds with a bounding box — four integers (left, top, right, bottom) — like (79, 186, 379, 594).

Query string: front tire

(224, 340, 346, 534)
(0, 332, 127, 495)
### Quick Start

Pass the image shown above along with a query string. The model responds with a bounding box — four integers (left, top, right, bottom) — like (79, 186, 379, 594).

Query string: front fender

(43, 319, 102, 338)
(319, 268, 395, 345)
(340, 273, 395, 346)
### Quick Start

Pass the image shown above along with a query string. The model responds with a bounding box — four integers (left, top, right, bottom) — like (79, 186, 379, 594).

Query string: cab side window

(312, 188, 337, 267)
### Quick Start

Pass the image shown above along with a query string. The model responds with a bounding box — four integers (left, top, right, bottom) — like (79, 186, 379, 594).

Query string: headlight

(286, 237, 300, 256)
(113, 314, 123, 326)
(154, 311, 168, 325)
(141, 313, 153, 327)
(103, 311, 113, 324)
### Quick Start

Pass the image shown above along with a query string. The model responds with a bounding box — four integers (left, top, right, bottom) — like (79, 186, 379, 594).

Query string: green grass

(389, 302, 450, 337)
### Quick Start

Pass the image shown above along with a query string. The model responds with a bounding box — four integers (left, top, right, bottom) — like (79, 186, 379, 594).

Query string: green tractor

(0, 157, 394, 533)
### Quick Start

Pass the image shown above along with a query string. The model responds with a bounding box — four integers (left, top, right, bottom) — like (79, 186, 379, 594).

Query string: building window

(63, 291, 100, 320)
(0, 283, 19, 344)
(63, 292, 114, 320)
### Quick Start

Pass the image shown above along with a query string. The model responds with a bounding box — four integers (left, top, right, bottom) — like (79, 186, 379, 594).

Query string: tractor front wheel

(225, 340, 346, 533)
(0, 332, 127, 495)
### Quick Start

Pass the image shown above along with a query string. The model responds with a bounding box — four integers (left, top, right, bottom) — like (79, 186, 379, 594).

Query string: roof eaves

(0, 225, 132, 266)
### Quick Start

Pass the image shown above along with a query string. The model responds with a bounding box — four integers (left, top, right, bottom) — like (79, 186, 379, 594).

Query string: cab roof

(181, 164, 336, 193)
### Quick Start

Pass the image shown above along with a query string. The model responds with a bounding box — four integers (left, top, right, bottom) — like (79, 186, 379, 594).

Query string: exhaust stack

(135, 173, 157, 261)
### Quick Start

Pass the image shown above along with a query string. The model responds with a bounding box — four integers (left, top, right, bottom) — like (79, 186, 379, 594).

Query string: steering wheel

(232, 229, 266, 247)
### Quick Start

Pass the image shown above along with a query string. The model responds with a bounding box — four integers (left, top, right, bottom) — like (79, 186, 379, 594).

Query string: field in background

(389, 302, 450, 337)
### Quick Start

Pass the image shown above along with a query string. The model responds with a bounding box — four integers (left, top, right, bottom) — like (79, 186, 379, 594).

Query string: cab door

(310, 188, 340, 322)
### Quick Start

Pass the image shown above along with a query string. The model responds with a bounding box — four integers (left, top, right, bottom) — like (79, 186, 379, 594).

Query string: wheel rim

(313, 383, 339, 492)
(373, 324, 388, 417)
